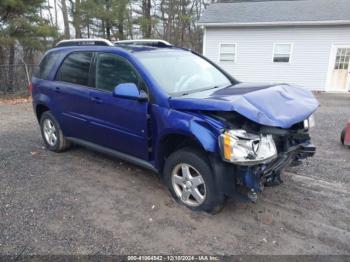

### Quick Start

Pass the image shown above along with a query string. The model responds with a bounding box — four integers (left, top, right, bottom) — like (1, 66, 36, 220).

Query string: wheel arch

(36, 104, 50, 122)
(155, 130, 217, 174)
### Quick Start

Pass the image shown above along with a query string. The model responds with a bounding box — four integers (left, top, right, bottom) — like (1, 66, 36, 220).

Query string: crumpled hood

(168, 83, 319, 128)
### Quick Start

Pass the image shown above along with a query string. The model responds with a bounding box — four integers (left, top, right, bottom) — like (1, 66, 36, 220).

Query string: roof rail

(56, 38, 114, 47)
(114, 39, 172, 47)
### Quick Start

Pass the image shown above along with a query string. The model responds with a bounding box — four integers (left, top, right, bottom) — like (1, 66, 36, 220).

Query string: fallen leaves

(259, 213, 274, 225)
(0, 96, 31, 105)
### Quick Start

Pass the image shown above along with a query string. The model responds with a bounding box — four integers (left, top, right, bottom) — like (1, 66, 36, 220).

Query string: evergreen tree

(0, 0, 58, 91)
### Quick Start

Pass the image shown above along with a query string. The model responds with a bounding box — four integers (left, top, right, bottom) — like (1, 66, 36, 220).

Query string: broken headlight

(219, 130, 277, 166)
(304, 114, 315, 130)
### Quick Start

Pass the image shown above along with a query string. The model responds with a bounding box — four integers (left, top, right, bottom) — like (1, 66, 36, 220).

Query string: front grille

(273, 131, 311, 154)
(290, 121, 305, 130)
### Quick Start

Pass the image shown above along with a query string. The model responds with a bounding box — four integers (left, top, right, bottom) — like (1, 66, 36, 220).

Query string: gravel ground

(290, 93, 350, 184)
(0, 93, 349, 256)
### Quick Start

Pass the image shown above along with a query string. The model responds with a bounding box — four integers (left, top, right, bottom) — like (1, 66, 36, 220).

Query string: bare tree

(142, 0, 152, 38)
(69, 0, 82, 38)
(54, 0, 58, 27)
(105, 0, 111, 40)
(60, 0, 70, 38)
(47, 0, 55, 26)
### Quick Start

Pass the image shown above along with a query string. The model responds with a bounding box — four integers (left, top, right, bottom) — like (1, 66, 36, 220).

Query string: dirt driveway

(0, 94, 349, 255)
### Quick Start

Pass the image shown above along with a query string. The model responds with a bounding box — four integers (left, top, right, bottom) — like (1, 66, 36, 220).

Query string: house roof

(199, 0, 350, 27)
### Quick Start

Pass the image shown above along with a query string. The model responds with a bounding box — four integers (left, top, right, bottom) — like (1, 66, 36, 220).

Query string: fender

(151, 105, 225, 168)
(33, 93, 51, 110)
(32, 78, 61, 122)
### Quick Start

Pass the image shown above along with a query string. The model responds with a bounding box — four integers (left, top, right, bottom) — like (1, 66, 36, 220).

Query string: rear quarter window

(36, 52, 60, 80)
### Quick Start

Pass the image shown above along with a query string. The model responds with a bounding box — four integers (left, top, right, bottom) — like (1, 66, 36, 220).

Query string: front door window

(95, 53, 141, 92)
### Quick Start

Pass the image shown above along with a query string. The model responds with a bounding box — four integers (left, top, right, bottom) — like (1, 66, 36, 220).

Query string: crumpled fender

(152, 105, 224, 168)
(154, 107, 223, 152)
(169, 83, 319, 129)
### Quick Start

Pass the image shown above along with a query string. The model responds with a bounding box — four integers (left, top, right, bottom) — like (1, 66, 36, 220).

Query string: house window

(273, 43, 292, 63)
(219, 44, 236, 62)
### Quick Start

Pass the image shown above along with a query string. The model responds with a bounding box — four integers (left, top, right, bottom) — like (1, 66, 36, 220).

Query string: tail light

(28, 83, 33, 93)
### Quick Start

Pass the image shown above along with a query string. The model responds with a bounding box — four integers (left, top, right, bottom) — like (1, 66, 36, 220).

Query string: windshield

(135, 50, 231, 96)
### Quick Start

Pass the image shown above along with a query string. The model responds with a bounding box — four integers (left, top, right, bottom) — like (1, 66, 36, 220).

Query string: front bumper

(239, 140, 315, 192)
(212, 138, 316, 200)
(262, 141, 315, 176)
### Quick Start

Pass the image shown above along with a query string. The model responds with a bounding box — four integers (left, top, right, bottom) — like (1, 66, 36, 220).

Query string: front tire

(163, 147, 225, 213)
(40, 111, 70, 152)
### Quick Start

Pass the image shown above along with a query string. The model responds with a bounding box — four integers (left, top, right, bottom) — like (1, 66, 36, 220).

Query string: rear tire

(163, 147, 225, 213)
(40, 111, 71, 152)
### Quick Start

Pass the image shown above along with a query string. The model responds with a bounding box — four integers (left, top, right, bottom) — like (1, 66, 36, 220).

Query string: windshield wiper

(173, 84, 231, 97)
(183, 84, 229, 95)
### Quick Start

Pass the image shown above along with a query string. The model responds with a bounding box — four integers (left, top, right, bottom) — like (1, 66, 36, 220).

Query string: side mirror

(113, 83, 148, 102)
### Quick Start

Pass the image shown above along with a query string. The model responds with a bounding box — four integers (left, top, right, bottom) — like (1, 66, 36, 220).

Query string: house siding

(203, 25, 350, 91)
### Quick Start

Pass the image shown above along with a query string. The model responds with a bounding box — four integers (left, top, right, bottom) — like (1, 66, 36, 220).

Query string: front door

(329, 47, 350, 92)
(89, 52, 150, 160)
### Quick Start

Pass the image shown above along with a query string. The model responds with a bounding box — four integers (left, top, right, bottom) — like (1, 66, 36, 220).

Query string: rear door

(54, 51, 94, 141)
(88, 52, 150, 160)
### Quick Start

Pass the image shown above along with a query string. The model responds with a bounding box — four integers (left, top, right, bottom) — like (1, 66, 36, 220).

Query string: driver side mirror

(113, 83, 148, 102)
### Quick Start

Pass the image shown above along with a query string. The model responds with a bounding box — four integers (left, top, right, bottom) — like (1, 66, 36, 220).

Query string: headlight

(304, 114, 315, 130)
(219, 130, 277, 166)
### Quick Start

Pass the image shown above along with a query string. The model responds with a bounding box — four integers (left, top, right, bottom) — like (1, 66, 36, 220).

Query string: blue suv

(31, 39, 318, 213)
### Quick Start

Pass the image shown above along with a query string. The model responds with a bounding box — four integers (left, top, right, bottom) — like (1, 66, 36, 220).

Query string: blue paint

(113, 83, 140, 99)
(242, 167, 261, 192)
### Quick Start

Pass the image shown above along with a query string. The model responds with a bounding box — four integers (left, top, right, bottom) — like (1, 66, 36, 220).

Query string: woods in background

(45, 0, 210, 51)
(0, 0, 213, 94)
(0, 0, 58, 94)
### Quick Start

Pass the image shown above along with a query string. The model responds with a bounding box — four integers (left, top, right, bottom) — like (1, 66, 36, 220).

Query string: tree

(0, 0, 58, 92)
(142, 0, 152, 38)
(70, 0, 82, 37)
(79, 0, 130, 40)
(60, 0, 70, 38)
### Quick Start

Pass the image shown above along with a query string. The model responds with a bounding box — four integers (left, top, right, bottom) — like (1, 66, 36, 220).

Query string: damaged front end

(214, 112, 316, 202)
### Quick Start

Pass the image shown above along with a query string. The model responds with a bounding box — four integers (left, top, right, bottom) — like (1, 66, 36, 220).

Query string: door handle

(91, 96, 103, 104)
(55, 87, 61, 93)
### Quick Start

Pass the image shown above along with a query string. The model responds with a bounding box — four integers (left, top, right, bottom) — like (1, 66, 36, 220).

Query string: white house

(199, 0, 350, 92)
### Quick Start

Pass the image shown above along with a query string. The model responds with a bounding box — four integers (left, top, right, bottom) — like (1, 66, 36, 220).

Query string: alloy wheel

(43, 118, 57, 146)
(171, 163, 206, 207)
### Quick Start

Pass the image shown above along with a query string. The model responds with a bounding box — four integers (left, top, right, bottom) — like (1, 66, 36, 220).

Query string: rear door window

(56, 52, 93, 86)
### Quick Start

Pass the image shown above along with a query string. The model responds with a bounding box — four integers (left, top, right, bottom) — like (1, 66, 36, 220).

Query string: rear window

(36, 52, 60, 80)
(56, 52, 93, 86)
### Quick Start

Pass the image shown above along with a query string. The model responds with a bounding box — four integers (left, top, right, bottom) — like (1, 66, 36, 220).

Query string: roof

(199, 0, 350, 27)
